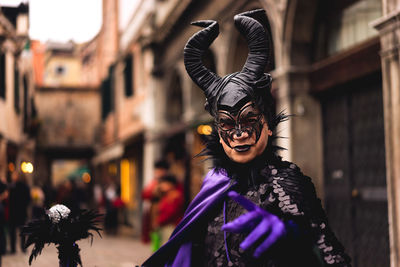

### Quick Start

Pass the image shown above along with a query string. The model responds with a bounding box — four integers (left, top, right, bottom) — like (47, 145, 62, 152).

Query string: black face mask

(216, 102, 264, 148)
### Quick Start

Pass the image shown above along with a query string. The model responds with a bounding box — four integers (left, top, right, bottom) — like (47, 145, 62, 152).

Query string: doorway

(321, 73, 389, 267)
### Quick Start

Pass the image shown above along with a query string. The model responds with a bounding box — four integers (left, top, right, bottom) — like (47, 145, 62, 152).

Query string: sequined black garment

(192, 159, 351, 267)
(202, 188, 278, 267)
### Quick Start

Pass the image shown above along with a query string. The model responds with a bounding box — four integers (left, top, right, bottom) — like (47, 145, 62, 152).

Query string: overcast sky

(0, 0, 102, 43)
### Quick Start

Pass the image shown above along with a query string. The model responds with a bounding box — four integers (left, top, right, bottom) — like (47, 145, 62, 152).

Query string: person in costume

(142, 9, 351, 267)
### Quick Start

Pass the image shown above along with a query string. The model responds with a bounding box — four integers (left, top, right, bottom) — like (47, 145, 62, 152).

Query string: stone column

(372, 8, 400, 267)
(142, 47, 163, 187)
(274, 69, 325, 197)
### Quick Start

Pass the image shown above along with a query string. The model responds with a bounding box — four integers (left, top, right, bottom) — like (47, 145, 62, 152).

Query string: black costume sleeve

(274, 163, 352, 266)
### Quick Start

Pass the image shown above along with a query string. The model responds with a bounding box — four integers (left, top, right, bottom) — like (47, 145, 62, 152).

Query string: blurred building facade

(0, 3, 36, 184)
(91, 0, 152, 236)
(42, 41, 82, 87)
(31, 39, 101, 191)
(87, 0, 400, 266)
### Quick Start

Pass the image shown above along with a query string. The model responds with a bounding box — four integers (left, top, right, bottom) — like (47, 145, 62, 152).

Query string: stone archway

(282, 0, 319, 66)
(279, 0, 324, 186)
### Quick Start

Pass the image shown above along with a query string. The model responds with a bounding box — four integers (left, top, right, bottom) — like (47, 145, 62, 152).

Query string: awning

(92, 143, 124, 165)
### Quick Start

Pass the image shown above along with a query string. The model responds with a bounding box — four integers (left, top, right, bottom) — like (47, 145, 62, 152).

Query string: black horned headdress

(184, 9, 275, 123)
(185, 9, 288, 169)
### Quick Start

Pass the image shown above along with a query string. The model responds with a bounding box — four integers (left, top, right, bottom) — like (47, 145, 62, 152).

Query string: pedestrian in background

(56, 180, 80, 212)
(141, 160, 169, 245)
(30, 185, 45, 220)
(154, 175, 184, 246)
(8, 171, 31, 253)
(0, 181, 7, 266)
(103, 176, 120, 235)
(42, 181, 57, 208)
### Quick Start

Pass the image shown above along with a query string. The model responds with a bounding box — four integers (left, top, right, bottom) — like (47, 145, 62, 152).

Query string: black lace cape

(195, 128, 352, 266)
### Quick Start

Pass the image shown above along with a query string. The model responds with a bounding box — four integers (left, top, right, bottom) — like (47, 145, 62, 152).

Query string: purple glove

(221, 191, 286, 258)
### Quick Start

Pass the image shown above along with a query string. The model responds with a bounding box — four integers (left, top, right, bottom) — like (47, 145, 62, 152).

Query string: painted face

(216, 102, 272, 163)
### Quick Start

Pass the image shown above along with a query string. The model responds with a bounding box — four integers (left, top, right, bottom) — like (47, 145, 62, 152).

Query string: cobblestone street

(3, 234, 152, 267)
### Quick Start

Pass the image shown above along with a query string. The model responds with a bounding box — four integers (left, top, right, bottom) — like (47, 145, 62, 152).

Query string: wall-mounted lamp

(197, 124, 212, 135)
(21, 161, 34, 173)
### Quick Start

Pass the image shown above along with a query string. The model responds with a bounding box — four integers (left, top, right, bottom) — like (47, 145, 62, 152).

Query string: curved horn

(184, 20, 221, 94)
(234, 9, 270, 81)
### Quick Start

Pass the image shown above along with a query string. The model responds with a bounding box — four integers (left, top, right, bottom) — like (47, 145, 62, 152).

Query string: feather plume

(22, 207, 102, 266)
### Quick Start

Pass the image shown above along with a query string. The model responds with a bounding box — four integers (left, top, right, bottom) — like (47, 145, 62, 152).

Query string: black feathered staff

(21, 204, 102, 267)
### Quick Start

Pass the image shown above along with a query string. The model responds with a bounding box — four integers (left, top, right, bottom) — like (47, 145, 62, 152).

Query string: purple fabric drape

(142, 169, 236, 267)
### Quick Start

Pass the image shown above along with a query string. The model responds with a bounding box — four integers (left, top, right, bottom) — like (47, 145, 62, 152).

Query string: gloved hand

(221, 191, 286, 258)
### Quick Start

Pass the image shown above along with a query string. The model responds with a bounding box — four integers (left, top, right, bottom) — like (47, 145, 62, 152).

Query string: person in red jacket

(154, 175, 184, 246)
(141, 160, 170, 243)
